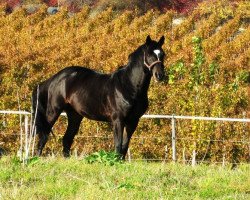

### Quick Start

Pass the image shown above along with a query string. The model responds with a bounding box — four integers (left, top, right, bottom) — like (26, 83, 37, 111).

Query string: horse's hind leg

(36, 112, 51, 156)
(37, 130, 49, 156)
(36, 107, 62, 156)
(63, 108, 83, 157)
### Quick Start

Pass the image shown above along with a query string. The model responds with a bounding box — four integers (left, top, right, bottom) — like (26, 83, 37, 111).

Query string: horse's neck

(126, 59, 151, 96)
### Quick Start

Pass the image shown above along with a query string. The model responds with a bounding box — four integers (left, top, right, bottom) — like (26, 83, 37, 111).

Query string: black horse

(32, 35, 166, 159)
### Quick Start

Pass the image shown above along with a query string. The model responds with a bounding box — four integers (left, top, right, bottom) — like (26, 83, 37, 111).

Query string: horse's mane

(117, 65, 126, 70)
(128, 45, 145, 64)
(115, 44, 145, 72)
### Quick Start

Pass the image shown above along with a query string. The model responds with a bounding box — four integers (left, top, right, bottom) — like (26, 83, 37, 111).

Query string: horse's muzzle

(152, 64, 165, 82)
(154, 72, 164, 82)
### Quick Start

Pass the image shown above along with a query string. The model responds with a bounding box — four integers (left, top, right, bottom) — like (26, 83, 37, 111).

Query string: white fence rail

(1, 110, 250, 122)
(0, 110, 250, 165)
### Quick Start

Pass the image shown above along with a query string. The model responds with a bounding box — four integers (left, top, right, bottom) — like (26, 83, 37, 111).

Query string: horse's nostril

(155, 72, 164, 80)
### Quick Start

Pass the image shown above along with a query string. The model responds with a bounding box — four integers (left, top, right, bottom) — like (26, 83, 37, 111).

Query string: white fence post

(31, 128, 36, 157)
(127, 148, 131, 163)
(171, 115, 177, 162)
(24, 115, 29, 164)
(182, 147, 186, 164)
(222, 153, 225, 167)
(164, 145, 168, 163)
(192, 149, 196, 167)
(19, 114, 23, 161)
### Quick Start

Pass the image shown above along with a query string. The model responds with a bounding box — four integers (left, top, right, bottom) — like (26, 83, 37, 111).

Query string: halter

(143, 51, 162, 71)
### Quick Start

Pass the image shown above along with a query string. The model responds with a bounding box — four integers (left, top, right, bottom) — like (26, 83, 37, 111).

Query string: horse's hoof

(63, 151, 70, 158)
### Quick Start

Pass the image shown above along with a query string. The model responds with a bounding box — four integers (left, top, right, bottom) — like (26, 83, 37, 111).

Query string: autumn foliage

(0, 0, 249, 163)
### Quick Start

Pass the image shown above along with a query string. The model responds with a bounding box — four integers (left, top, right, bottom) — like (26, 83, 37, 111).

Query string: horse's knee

(46, 110, 59, 124)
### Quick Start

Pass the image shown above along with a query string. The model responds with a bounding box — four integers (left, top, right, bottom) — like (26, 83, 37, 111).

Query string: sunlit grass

(0, 156, 249, 199)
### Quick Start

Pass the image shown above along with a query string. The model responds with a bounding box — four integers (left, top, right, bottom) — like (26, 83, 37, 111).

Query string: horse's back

(41, 66, 112, 120)
(38, 66, 107, 94)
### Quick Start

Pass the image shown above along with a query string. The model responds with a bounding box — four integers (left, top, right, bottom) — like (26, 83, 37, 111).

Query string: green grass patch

(85, 150, 123, 166)
(0, 156, 249, 199)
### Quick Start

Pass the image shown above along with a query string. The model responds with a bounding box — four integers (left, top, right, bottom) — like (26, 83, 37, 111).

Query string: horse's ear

(128, 53, 133, 63)
(158, 36, 165, 46)
(146, 35, 152, 46)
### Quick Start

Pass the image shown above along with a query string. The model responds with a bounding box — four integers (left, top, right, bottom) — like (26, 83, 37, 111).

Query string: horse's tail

(32, 83, 50, 134)
(32, 85, 38, 118)
(32, 85, 41, 120)
(32, 85, 41, 133)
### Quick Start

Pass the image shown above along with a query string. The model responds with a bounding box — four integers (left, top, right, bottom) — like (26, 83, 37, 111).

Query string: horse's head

(143, 35, 166, 82)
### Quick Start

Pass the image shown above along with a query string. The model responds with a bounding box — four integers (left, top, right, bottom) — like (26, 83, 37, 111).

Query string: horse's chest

(114, 96, 147, 118)
(130, 98, 148, 117)
(112, 86, 149, 119)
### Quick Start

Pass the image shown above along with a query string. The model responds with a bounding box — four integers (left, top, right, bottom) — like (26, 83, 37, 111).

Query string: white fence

(0, 110, 250, 165)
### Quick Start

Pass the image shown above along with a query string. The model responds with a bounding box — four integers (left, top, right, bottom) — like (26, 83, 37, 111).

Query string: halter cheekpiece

(143, 51, 162, 71)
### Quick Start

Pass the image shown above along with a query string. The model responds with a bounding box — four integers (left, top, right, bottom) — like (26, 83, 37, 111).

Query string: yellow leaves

(113, 10, 134, 32)
(27, 5, 47, 26)
(10, 7, 28, 20)
(74, 5, 91, 21)
(203, 15, 241, 54)
(91, 7, 115, 27)
(236, 1, 250, 18)
(196, 13, 221, 39)
(129, 10, 155, 32)
(154, 11, 173, 31)
(171, 41, 182, 54)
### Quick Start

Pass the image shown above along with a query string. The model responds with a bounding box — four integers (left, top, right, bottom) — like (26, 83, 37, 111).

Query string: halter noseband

(143, 51, 162, 71)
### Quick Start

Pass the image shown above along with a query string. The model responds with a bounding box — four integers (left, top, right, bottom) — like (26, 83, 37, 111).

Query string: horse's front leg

(112, 118, 125, 156)
(121, 119, 139, 160)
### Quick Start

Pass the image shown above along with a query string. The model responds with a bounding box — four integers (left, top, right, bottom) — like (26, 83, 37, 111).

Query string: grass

(0, 156, 249, 200)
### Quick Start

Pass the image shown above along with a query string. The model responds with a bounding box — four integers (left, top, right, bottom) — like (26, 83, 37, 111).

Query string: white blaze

(153, 49, 160, 60)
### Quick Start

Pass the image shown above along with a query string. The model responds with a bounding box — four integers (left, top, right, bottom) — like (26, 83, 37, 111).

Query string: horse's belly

(71, 101, 111, 122)
(80, 110, 110, 122)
